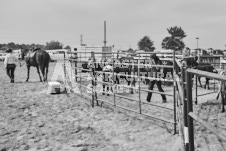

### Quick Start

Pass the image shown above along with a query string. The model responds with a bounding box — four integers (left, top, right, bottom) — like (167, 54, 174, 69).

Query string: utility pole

(103, 21, 107, 47)
(80, 35, 83, 46)
(196, 37, 200, 61)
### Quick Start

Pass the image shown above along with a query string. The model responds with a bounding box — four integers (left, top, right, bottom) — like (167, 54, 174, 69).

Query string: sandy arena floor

(0, 62, 181, 151)
(1, 61, 226, 151)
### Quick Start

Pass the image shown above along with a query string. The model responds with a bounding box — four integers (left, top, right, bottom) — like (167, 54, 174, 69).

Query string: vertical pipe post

(112, 52, 116, 106)
(182, 66, 189, 151)
(79, 52, 82, 90)
(91, 51, 95, 107)
(186, 71, 195, 151)
(104, 21, 107, 47)
(195, 75, 197, 104)
(74, 51, 78, 82)
(173, 50, 177, 134)
(93, 52, 98, 105)
(138, 54, 141, 114)
(63, 52, 67, 92)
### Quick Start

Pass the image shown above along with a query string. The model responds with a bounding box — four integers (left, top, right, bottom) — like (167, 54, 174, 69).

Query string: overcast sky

(0, 0, 226, 50)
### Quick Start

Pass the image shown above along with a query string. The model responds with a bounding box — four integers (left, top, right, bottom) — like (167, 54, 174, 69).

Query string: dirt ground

(1, 61, 226, 151)
(0, 62, 181, 151)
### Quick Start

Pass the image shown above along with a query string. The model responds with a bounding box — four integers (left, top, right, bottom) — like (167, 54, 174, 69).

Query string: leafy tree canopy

(45, 40, 63, 50)
(64, 45, 71, 50)
(162, 26, 186, 52)
(138, 36, 155, 52)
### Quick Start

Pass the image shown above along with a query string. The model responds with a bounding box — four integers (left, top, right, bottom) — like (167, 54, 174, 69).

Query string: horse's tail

(36, 50, 50, 81)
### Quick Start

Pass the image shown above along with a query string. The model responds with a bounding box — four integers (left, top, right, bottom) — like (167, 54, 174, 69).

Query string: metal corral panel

(72, 46, 112, 61)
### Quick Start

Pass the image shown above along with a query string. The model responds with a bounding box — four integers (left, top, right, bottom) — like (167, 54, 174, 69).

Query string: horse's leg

(40, 66, 46, 82)
(45, 66, 49, 81)
(26, 65, 30, 82)
(102, 74, 106, 95)
(206, 78, 210, 89)
(36, 67, 42, 82)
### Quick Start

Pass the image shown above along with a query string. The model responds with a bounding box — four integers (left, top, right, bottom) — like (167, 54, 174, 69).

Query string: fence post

(186, 71, 195, 151)
(138, 53, 142, 114)
(195, 75, 198, 104)
(91, 51, 95, 107)
(75, 53, 78, 82)
(63, 52, 67, 92)
(182, 66, 189, 151)
(112, 52, 116, 106)
(173, 50, 177, 134)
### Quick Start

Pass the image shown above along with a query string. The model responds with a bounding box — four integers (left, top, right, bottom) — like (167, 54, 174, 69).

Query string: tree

(64, 45, 71, 50)
(45, 40, 63, 50)
(162, 26, 186, 52)
(138, 36, 155, 52)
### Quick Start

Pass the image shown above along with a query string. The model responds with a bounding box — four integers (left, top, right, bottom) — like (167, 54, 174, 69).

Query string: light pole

(196, 37, 200, 60)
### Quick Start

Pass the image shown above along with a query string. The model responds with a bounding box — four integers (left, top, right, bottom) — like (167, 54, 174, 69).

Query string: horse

(184, 57, 218, 89)
(21, 48, 50, 82)
(196, 63, 218, 89)
(81, 57, 136, 94)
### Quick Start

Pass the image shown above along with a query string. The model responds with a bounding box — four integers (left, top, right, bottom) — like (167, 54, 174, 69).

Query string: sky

(0, 0, 226, 50)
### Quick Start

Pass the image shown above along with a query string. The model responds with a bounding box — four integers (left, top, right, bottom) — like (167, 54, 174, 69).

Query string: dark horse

(21, 48, 50, 82)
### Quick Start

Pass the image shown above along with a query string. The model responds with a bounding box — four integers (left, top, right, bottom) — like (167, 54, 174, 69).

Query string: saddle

(26, 51, 37, 65)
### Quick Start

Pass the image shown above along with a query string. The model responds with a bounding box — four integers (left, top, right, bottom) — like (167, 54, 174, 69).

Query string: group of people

(88, 54, 167, 103)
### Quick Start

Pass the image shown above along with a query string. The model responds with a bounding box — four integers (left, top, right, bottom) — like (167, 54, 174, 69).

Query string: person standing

(4, 49, 18, 83)
(146, 54, 167, 103)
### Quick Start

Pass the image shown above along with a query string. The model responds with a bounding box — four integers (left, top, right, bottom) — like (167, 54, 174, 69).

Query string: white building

(45, 49, 69, 61)
(71, 45, 112, 61)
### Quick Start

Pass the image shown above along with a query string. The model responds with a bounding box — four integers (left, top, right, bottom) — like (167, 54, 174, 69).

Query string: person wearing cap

(146, 54, 167, 103)
(4, 49, 19, 83)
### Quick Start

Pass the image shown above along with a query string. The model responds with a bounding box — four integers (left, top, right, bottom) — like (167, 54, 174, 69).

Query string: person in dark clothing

(146, 54, 167, 103)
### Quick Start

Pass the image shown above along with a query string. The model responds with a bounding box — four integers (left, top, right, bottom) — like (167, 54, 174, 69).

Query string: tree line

(1, 26, 221, 54)
(0, 41, 71, 50)
(138, 26, 187, 53)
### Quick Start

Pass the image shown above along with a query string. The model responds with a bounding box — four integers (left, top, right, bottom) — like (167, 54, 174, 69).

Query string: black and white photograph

(1, 0, 226, 151)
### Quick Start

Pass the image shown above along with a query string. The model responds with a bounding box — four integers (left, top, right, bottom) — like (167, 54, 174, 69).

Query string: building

(45, 49, 69, 61)
(71, 45, 112, 61)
